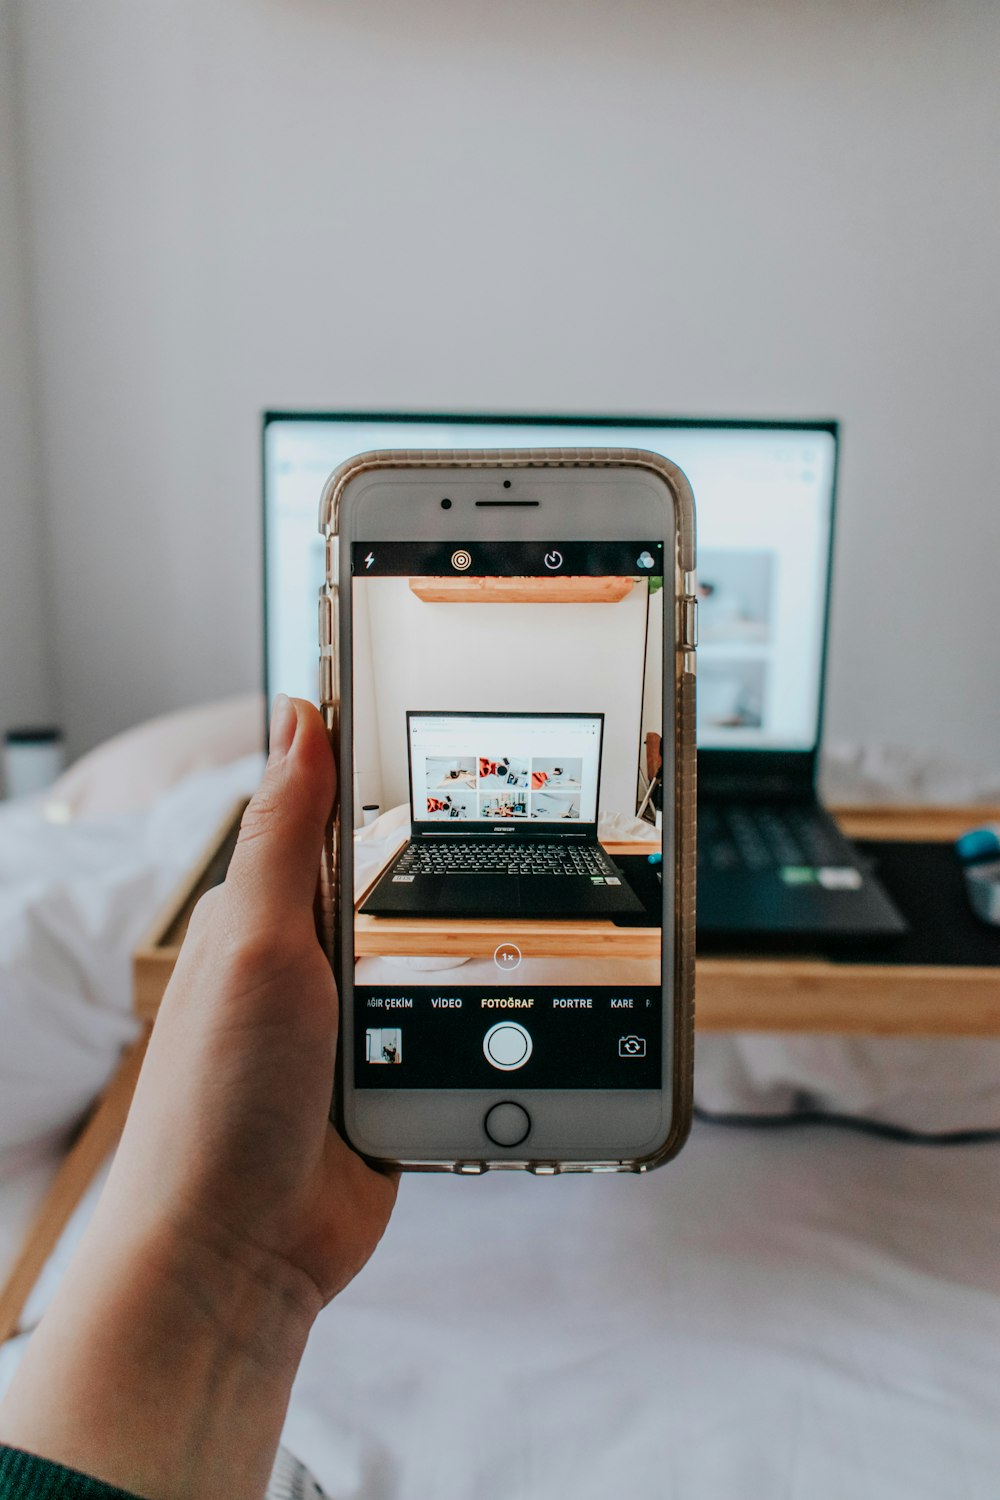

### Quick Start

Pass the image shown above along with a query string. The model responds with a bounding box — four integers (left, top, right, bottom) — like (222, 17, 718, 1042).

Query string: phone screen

(349, 538, 666, 1092)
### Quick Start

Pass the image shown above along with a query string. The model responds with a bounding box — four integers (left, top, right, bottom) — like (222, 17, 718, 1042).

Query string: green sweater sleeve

(0, 1447, 144, 1500)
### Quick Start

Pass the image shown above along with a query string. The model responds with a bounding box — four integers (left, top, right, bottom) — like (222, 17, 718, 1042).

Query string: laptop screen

(407, 712, 602, 829)
(263, 414, 837, 754)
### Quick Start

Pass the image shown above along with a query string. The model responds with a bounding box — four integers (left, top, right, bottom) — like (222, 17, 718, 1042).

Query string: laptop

(359, 711, 647, 918)
(692, 456, 908, 939)
(696, 789, 906, 940)
(262, 411, 907, 940)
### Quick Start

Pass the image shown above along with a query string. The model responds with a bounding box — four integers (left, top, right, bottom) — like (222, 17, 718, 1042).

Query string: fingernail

(269, 694, 297, 760)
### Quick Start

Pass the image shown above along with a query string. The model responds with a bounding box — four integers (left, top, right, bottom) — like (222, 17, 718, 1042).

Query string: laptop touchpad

(439, 876, 521, 912)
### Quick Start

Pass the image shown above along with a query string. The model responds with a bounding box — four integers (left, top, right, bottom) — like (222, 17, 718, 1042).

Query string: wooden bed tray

(2, 800, 998, 1343)
(132, 801, 1000, 1035)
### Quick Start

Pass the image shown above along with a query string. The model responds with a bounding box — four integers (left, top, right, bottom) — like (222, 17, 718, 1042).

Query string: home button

(484, 1101, 532, 1148)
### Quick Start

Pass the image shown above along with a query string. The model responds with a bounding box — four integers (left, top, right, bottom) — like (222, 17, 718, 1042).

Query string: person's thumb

(224, 695, 335, 927)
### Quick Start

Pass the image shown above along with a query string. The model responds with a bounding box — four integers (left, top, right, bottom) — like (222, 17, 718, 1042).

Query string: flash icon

(364, 552, 375, 570)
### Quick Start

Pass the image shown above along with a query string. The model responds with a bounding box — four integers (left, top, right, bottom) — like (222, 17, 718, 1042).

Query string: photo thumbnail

(479, 792, 528, 818)
(531, 757, 583, 791)
(697, 549, 775, 646)
(478, 755, 529, 789)
(424, 790, 477, 820)
(699, 659, 766, 729)
(426, 756, 477, 790)
(530, 791, 582, 820)
(365, 1028, 402, 1064)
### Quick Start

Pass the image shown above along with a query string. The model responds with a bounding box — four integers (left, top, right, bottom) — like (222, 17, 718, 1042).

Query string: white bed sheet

(2, 736, 999, 1496)
(1, 1117, 998, 1498)
(282, 1122, 1000, 1500)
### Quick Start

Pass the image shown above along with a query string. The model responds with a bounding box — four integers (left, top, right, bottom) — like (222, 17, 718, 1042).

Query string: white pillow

(41, 693, 263, 820)
(0, 754, 262, 1177)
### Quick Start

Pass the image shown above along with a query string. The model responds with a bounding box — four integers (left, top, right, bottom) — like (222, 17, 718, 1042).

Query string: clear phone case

(318, 449, 696, 1173)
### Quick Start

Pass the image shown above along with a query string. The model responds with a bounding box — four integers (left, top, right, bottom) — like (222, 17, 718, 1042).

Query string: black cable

(693, 1103, 1000, 1147)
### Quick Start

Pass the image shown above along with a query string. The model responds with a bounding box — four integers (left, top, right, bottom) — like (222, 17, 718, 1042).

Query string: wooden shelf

(408, 576, 635, 604)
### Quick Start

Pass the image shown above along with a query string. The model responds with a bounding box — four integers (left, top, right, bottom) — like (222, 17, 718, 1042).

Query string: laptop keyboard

(396, 840, 615, 878)
(698, 805, 846, 873)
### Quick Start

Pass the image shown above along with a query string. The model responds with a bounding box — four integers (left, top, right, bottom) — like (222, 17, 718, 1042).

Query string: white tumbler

(3, 727, 66, 799)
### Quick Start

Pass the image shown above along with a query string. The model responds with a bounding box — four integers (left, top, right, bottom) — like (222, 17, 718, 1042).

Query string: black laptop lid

(698, 748, 818, 801)
(406, 711, 604, 836)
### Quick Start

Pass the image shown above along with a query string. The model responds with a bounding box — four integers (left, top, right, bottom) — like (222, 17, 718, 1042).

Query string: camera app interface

(350, 540, 665, 1090)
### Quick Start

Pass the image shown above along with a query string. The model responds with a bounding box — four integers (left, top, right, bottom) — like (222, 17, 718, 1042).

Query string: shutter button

(483, 1021, 532, 1070)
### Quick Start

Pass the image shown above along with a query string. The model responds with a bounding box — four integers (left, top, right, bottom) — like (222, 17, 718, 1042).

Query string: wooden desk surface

(698, 803, 1000, 1034)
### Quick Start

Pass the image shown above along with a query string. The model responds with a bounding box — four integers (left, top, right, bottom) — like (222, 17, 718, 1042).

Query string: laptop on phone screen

(359, 711, 645, 919)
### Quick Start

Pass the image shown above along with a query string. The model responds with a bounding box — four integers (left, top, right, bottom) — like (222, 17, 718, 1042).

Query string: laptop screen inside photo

(408, 712, 602, 831)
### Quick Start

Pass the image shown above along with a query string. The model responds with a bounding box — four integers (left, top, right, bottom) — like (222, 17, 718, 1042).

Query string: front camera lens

(441, 498, 452, 509)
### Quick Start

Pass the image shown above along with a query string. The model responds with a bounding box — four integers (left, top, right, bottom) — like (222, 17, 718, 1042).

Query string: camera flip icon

(618, 1034, 646, 1058)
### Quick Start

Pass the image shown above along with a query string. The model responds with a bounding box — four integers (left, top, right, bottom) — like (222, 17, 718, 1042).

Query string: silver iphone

(319, 450, 696, 1173)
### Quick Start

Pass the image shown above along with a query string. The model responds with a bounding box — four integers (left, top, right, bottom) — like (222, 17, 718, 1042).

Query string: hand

(0, 697, 397, 1499)
(104, 692, 397, 1307)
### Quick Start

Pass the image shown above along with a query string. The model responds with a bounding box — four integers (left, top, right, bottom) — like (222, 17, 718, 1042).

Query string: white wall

(358, 577, 649, 817)
(10, 0, 1000, 763)
(0, 0, 55, 767)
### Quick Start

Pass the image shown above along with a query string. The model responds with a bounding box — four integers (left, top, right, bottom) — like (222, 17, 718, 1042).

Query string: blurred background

(2, 0, 998, 765)
(3, 13, 1000, 1492)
